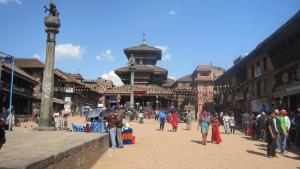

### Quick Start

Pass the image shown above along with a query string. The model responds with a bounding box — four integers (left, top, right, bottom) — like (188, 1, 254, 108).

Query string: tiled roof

(15, 58, 44, 68)
(115, 65, 167, 73)
(194, 65, 213, 71)
(124, 44, 161, 52)
(3, 63, 38, 84)
(176, 74, 192, 82)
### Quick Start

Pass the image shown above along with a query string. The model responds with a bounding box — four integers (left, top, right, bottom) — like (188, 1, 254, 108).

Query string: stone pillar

(130, 69, 135, 109)
(35, 8, 60, 131)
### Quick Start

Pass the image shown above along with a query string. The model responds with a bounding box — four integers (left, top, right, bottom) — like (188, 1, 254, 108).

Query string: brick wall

(27, 134, 109, 169)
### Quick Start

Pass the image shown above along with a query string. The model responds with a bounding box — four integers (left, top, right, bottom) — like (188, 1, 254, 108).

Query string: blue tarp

(88, 108, 103, 118)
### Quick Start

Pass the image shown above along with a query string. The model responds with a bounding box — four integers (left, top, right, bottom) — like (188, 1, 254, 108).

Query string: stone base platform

(0, 131, 109, 169)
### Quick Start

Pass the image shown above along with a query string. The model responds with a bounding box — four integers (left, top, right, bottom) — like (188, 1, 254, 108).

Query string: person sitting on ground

(59, 114, 69, 130)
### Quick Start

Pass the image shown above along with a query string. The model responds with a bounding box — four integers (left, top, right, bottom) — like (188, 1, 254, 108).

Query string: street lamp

(0, 52, 15, 131)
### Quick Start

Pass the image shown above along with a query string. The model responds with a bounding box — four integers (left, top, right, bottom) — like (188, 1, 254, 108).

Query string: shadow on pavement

(258, 147, 267, 151)
(255, 144, 267, 147)
(246, 150, 266, 157)
(191, 140, 203, 144)
(242, 136, 254, 140)
(284, 155, 300, 160)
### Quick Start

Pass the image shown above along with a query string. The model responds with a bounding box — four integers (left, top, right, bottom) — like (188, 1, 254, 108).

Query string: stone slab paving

(0, 131, 108, 169)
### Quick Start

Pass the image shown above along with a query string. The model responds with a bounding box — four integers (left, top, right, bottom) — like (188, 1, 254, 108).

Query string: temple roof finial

(142, 32, 146, 45)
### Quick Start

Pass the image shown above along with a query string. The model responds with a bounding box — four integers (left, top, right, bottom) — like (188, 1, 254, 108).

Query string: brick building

(173, 65, 224, 118)
(214, 11, 300, 114)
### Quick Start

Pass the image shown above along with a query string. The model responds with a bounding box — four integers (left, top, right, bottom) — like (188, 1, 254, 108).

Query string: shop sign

(286, 85, 300, 94)
(65, 87, 74, 93)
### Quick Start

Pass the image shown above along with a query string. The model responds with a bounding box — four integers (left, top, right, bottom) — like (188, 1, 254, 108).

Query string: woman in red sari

(211, 113, 222, 144)
(247, 113, 255, 137)
(171, 112, 180, 132)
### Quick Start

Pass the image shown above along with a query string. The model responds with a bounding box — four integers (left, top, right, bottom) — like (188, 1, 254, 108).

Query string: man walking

(242, 112, 250, 135)
(256, 112, 267, 141)
(107, 109, 118, 149)
(159, 111, 166, 131)
(186, 110, 192, 130)
(266, 111, 279, 158)
(223, 113, 230, 134)
(116, 108, 124, 148)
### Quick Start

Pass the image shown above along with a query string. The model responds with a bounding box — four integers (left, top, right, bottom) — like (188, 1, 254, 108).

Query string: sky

(0, 0, 299, 86)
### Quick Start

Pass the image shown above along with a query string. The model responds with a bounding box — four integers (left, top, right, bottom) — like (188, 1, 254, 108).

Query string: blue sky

(0, 0, 299, 85)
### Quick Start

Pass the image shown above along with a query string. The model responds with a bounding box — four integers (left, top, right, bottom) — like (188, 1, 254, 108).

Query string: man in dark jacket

(257, 112, 267, 141)
(266, 111, 279, 157)
(107, 109, 117, 148)
(115, 108, 124, 148)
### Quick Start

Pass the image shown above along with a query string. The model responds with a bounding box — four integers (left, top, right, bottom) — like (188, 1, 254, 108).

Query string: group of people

(198, 111, 222, 145)
(106, 108, 124, 149)
(157, 111, 185, 132)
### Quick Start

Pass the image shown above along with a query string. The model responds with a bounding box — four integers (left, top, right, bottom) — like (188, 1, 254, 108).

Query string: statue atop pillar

(44, 1, 59, 17)
(35, 2, 60, 131)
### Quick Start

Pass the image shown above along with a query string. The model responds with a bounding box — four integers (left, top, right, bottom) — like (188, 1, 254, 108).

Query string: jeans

(279, 133, 286, 153)
(109, 127, 117, 148)
(267, 135, 277, 156)
(259, 129, 265, 140)
(160, 120, 165, 130)
(296, 130, 300, 148)
(186, 121, 191, 130)
(224, 123, 230, 134)
(116, 127, 123, 147)
(230, 126, 235, 134)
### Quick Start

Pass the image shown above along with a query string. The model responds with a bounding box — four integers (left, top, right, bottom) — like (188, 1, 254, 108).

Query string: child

(229, 113, 235, 134)
(59, 114, 69, 130)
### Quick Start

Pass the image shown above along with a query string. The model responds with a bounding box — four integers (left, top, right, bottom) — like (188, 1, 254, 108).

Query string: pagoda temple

(112, 39, 174, 109)
(115, 41, 168, 85)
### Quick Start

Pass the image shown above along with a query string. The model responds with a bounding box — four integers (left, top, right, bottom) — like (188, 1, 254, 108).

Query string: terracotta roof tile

(15, 58, 44, 68)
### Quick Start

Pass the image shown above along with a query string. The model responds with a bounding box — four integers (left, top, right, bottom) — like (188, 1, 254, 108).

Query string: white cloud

(55, 43, 83, 60)
(0, 0, 22, 5)
(96, 50, 114, 61)
(168, 10, 176, 15)
(155, 45, 172, 61)
(101, 71, 124, 86)
(168, 76, 176, 80)
(32, 53, 42, 60)
(163, 54, 172, 61)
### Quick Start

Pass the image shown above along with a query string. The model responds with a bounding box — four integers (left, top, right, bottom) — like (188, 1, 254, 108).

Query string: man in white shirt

(223, 113, 231, 134)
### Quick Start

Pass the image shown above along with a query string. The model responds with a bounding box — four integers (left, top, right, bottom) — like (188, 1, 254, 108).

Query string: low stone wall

(0, 131, 109, 169)
(28, 135, 109, 169)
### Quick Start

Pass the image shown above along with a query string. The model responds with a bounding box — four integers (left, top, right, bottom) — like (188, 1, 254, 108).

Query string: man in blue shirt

(159, 111, 166, 131)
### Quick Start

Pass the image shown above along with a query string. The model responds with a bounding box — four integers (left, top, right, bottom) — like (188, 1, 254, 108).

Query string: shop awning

(273, 83, 300, 98)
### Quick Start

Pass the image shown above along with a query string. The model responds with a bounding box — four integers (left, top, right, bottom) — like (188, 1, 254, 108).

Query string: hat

(274, 109, 279, 115)
(124, 123, 130, 129)
(280, 109, 288, 116)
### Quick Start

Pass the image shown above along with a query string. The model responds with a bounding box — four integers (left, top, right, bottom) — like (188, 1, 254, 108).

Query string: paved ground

(92, 119, 300, 169)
